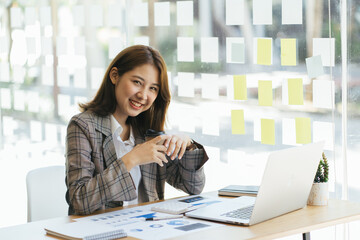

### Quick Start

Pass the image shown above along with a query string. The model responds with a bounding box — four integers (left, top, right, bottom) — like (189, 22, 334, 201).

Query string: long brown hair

(79, 45, 171, 136)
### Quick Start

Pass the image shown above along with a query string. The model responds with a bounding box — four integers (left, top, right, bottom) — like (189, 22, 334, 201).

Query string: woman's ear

(109, 67, 119, 85)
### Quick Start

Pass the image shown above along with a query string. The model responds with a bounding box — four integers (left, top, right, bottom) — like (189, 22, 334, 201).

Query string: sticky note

(56, 37, 67, 55)
(178, 106, 195, 133)
(74, 68, 87, 88)
(296, 117, 311, 144)
(313, 80, 334, 109)
(27, 91, 40, 112)
(45, 123, 58, 145)
(108, 4, 122, 27)
(25, 7, 36, 25)
(258, 80, 272, 106)
(40, 6, 52, 26)
(226, 37, 245, 63)
(41, 66, 54, 86)
(226, 0, 244, 25)
(109, 37, 125, 59)
(313, 121, 334, 150)
(154, 2, 170, 26)
(13, 65, 25, 83)
(58, 94, 71, 117)
(313, 38, 335, 67)
(133, 2, 148, 26)
(282, 0, 302, 24)
(89, 5, 103, 27)
(281, 39, 297, 66)
(14, 90, 25, 111)
(202, 113, 219, 136)
(257, 38, 272, 65)
(26, 37, 36, 55)
(282, 118, 297, 146)
(57, 67, 70, 87)
(177, 1, 193, 26)
(261, 118, 275, 145)
(306, 55, 324, 78)
(73, 6, 85, 26)
(10, 7, 23, 28)
(231, 110, 245, 134)
(177, 37, 194, 62)
(178, 72, 195, 97)
(234, 75, 247, 100)
(288, 78, 303, 105)
(91, 67, 104, 90)
(42, 37, 53, 55)
(201, 74, 219, 99)
(253, 0, 272, 25)
(201, 37, 218, 63)
(0, 88, 11, 109)
(0, 62, 10, 82)
(30, 121, 42, 142)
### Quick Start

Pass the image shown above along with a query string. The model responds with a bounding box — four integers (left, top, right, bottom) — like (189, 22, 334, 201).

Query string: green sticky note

(261, 118, 275, 145)
(288, 78, 303, 105)
(258, 80, 272, 106)
(234, 75, 247, 100)
(296, 117, 311, 144)
(231, 110, 245, 134)
(281, 39, 297, 66)
(231, 42, 245, 63)
(257, 38, 272, 65)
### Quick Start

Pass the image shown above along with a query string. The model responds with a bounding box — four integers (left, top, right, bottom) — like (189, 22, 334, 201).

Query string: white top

(110, 115, 143, 206)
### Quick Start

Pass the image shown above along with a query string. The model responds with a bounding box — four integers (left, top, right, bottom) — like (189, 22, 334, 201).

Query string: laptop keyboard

(221, 205, 254, 219)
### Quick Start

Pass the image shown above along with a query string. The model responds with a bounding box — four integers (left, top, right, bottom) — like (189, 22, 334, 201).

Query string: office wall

(1, 0, 360, 236)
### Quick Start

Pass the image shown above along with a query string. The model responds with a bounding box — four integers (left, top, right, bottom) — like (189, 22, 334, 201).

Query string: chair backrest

(26, 165, 68, 222)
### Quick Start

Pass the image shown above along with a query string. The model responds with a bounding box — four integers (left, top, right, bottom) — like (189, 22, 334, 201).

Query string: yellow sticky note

(296, 117, 311, 144)
(258, 80, 272, 106)
(257, 38, 272, 65)
(234, 75, 247, 100)
(261, 118, 275, 145)
(288, 78, 303, 105)
(231, 110, 245, 134)
(281, 39, 297, 66)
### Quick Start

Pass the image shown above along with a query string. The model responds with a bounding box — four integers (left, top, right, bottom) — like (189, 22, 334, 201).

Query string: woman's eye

(133, 80, 141, 85)
(150, 87, 158, 92)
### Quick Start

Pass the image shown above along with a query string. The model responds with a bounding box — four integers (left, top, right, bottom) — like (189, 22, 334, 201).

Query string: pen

(144, 215, 183, 221)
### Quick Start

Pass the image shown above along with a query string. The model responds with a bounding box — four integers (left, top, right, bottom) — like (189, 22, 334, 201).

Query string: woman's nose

(136, 89, 147, 100)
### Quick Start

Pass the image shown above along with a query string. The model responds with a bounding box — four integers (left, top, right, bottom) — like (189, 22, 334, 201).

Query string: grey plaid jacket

(65, 111, 208, 215)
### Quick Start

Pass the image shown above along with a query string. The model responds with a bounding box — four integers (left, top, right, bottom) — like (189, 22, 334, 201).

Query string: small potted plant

(307, 152, 329, 205)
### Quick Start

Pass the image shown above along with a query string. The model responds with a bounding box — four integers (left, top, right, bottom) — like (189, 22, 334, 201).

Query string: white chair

(26, 165, 68, 222)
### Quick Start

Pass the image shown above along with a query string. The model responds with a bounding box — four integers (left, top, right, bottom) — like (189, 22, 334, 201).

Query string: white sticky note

(134, 36, 149, 46)
(202, 113, 220, 136)
(154, 2, 170, 26)
(91, 67, 104, 90)
(14, 90, 25, 111)
(13, 65, 25, 83)
(74, 68, 87, 88)
(177, 1, 193, 26)
(74, 37, 86, 56)
(201, 37, 219, 63)
(27, 91, 40, 113)
(40, 6, 52, 26)
(282, 0, 302, 24)
(42, 37, 53, 55)
(226, 37, 245, 63)
(10, 7, 23, 28)
(201, 73, 219, 99)
(89, 5, 103, 27)
(30, 121, 42, 142)
(57, 67, 70, 87)
(178, 106, 196, 133)
(56, 37, 67, 55)
(58, 94, 71, 117)
(26, 37, 36, 55)
(45, 123, 58, 146)
(282, 118, 298, 146)
(253, 0, 272, 25)
(133, 2, 149, 26)
(177, 37, 194, 62)
(313, 38, 335, 67)
(282, 78, 289, 105)
(0, 88, 11, 109)
(2, 117, 15, 136)
(0, 36, 8, 54)
(306, 55, 324, 78)
(108, 4, 122, 27)
(109, 37, 125, 59)
(313, 80, 335, 109)
(0, 62, 10, 82)
(226, 0, 244, 25)
(25, 7, 37, 25)
(178, 72, 195, 97)
(73, 6, 85, 26)
(41, 66, 54, 86)
(313, 121, 334, 150)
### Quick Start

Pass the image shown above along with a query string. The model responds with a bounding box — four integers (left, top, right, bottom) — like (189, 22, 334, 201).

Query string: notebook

(185, 142, 324, 226)
(218, 185, 259, 197)
(44, 221, 126, 240)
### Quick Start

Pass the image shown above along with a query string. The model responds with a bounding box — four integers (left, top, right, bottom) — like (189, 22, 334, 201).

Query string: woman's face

(110, 64, 160, 123)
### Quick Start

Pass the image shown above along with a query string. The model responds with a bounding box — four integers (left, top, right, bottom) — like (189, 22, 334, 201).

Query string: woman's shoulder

(69, 111, 112, 134)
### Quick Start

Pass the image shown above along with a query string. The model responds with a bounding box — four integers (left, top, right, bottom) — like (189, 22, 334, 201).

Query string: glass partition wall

(0, 1, 359, 239)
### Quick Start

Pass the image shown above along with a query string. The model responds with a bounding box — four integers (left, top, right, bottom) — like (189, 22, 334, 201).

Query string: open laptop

(185, 142, 324, 226)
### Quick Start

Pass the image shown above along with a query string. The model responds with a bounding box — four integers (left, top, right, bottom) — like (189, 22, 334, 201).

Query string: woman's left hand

(163, 134, 192, 160)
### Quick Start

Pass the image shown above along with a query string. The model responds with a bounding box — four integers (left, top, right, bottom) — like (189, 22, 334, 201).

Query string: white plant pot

(307, 182, 329, 206)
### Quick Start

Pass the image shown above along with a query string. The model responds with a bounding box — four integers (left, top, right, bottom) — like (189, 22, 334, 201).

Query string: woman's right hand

(122, 135, 170, 171)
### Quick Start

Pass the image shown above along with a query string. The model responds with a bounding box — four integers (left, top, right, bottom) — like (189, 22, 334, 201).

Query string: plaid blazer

(65, 111, 208, 215)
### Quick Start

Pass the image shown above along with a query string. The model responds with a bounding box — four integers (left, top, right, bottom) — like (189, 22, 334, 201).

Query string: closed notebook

(218, 185, 259, 197)
(44, 221, 126, 240)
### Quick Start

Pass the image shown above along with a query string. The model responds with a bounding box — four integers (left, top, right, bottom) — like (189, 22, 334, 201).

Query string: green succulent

(314, 152, 329, 183)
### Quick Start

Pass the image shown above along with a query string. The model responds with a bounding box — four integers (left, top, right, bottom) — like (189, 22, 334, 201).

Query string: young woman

(65, 45, 208, 215)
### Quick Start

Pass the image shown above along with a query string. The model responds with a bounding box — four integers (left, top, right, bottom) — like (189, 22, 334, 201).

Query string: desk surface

(1, 197, 360, 240)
